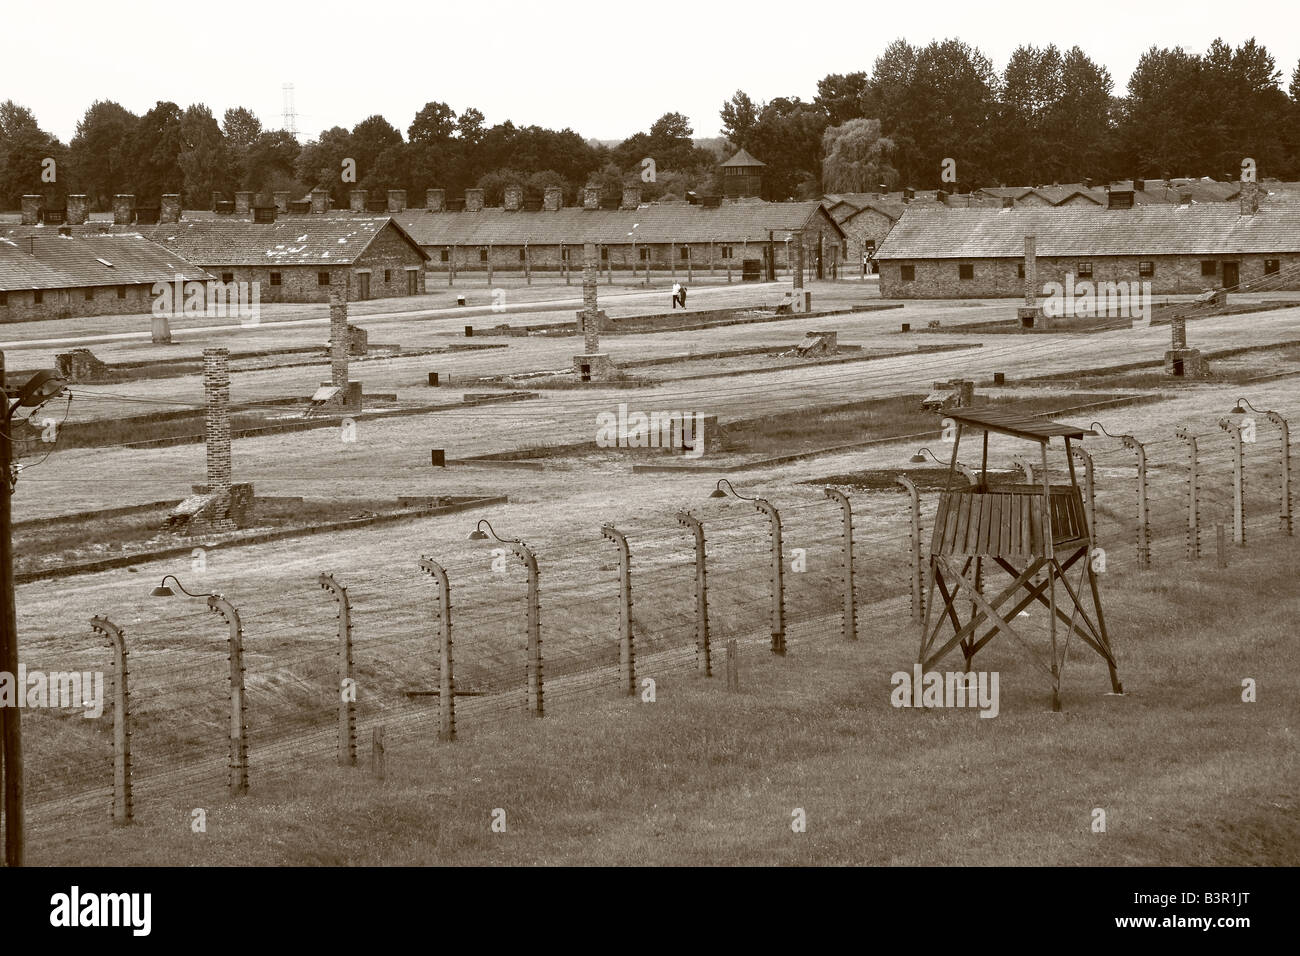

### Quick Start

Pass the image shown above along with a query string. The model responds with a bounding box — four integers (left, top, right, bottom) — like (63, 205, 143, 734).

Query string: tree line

(727, 37, 1300, 197)
(4, 35, 1300, 211)
(0, 99, 723, 212)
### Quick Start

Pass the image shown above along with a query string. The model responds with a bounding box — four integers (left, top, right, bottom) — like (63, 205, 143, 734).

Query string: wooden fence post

(318, 572, 355, 767)
(823, 488, 857, 641)
(726, 640, 738, 691)
(524, 241, 531, 286)
(1176, 427, 1200, 559)
(1219, 418, 1246, 546)
(419, 557, 455, 741)
(208, 595, 248, 796)
(372, 726, 386, 780)
(895, 475, 924, 624)
(676, 512, 711, 676)
(91, 616, 131, 825)
(601, 525, 636, 696)
(487, 244, 493, 286)
(686, 244, 693, 282)
(512, 541, 544, 717)
(1216, 523, 1228, 567)
(755, 498, 786, 656)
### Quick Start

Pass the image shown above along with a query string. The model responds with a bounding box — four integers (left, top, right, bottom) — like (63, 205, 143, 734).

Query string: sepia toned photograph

(0, 0, 1293, 934)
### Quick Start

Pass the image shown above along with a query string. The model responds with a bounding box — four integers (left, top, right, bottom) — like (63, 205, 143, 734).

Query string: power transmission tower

(282, 83, 298, 137)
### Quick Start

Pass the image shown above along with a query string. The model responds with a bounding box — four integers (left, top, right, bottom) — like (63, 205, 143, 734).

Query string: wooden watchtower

(918, 407, 1123, 710)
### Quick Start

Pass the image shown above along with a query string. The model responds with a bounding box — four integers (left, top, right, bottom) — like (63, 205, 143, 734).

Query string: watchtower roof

(944, 407, 1095, 443)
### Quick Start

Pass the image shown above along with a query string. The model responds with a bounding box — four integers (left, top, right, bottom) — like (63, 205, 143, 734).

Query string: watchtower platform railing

(930, 484, 1089, 560)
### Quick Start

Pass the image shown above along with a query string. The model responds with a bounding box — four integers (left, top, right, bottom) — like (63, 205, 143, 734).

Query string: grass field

(33, 532, 1298, 866)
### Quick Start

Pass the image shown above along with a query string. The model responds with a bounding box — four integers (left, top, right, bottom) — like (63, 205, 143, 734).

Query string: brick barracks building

(0, 232, 211, 324)
(392, 184, 846, 280)
(874, 186, 1300, 299)
(7, 191, 429, 305)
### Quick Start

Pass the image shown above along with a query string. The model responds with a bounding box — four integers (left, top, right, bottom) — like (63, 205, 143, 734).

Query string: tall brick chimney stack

(273, 191, 290, 214)
(582, 242, 600, 352)
(20, 195, 42, 226)
(464, 188, 484, 213)
(212, 191, 222, 212)
(203, 348, 232, 496)
(66, 194, 89, 226)
(543, 186, 563, 211)
(621, 184, 641, 210)
(160, 194, 182, 224)
(426, 188, 445, 212)
(1023, 235, 1037, 306)
(234, 191, 253, 217)
(583, 185, 599, 210)
(310, 188, 329, 214)
(387, 189, 406, 213)
(113, 194, 135, 225)
(504, 184, 523, 211)
(350, 189, 367, 213)
(1240, 181, 1260, 216)
(329, 280, 350, 389)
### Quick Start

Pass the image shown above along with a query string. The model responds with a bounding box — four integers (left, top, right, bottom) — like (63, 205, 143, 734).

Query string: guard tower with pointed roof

(918, 407, 1123, 710)
(721, 148, 766, 199)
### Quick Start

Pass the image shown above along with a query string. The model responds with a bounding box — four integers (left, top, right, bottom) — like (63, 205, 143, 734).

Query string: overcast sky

(4, 0, 1298, 144)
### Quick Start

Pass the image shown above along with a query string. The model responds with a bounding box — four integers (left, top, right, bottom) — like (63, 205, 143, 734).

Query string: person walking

(671, 282, 681, 309)
(679, 283, 688, 308)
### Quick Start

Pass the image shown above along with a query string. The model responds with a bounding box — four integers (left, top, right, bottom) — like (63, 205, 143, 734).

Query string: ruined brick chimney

(621, 184, 641, 210)
(234, 191, 253, 217)
(504, 184, 523, 211)
(273, 191, 290, 214)
(113, 194, 135, 225)
(1240, 181, 1260, 216)
(330, 283, 350, 389)
(426, 188, 445, 212)
(465, 188, 484, 213)
(387, 189, 406, 213)
(160, 194, 182, 224)
(204, 348, 232, 495)
(66, 194, 88, 226)
(310, 188, 329, 214)
(20, 195, 42, 226)
(543, 186, 563, 212)
(583, 185, 600, 210)
(350, 189, 367, 213)
(1023, 235, 1036, 306)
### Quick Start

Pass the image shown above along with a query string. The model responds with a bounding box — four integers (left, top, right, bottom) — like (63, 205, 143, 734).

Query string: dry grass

(29, 532, 1299, 866)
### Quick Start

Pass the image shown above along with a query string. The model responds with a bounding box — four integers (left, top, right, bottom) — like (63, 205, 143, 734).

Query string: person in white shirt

(671, 282, 681, 309)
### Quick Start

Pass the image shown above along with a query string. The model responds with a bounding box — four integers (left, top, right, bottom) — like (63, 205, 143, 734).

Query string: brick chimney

(66, 194, 88, 225)
(543, 186, 563, 212)
(212, 191, 222, 211)
(583, 185, 600, 210)
(113, 194, 135, 224)
(621, 184, 641, 210)
(310, 188, 329, 214)
(387, 189, 406, 213)
(1023, 235, 1036, 306)
(160, 194, 182, 223)
(350, 189, 368, 212)
(20, 195, 43, 226)
(273, 191, 290, 214)
(234, 191, 253, 217)
(203, 348, 232, 495)
(1133, 177, 1145, 193)
(426, 188, 445, 212)
(1240, 181, 1260, 216)
(504, 184, 523, 211)
(465, 188, 484, 213)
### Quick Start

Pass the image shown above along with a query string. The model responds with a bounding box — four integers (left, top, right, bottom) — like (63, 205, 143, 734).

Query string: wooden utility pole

(0, 350, 24, 865)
